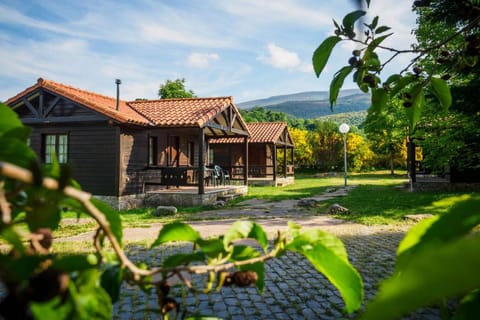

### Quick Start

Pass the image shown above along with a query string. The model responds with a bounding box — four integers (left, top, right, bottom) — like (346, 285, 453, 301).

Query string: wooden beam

(204, 121, 248, 136)
(43, 96, 61, 117)
(39, 89, 44, 117)
(22, 115, 108, 124)
(22, 98, 40, 118)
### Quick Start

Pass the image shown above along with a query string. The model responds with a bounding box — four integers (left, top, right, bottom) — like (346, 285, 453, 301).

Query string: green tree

(158, 78, 196, 99)
(412, 0, 480, 177)
(312, 1, 480, 318)
(309, 120, 343, 171)
(364, 99, 407, 174)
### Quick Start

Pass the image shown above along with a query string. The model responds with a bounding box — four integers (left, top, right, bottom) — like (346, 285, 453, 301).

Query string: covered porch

(126, 97, 250, 206)
(210, 122, 295, 187)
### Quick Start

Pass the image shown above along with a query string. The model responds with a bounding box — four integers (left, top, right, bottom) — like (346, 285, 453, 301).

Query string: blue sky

(0, 0, 417, 104)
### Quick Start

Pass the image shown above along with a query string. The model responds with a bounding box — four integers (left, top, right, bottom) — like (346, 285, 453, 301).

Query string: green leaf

(0, 227, 25, 254)
(390, 74, 415, 97)
(162, 252, 205, 268)
(405, 83, 424, 132)
(370, 16, 379, 30)
(313, 36, 342, 77)
(0, 254, 48, 282)
(30, 296, 74, 320)
(72, 269, 112, 319)
(51, 254, 99, 272)
(453, 289, 480, 320)
(288, 242, 363, 313)
(25, 188, 63, 231)
(370, 88, 388, 113)
(429, 77, 452, 111)
(0, 103, 23, 136)
(396, 216, 439, 259)
(396, 195, 480, 270)
(223, 221, 268, 251)
(151, 222, 200, 248)
(231, 245, 265, 291)
(0, 137, 37, 169)
(2, 126, 31, 143)
(375, 26, 391, 34)
(330, 66, 354, 107)
(362, 233, 480, 320)
(369, 33, 393, 50)
(197, 237, 226, 258)
(91, 198, 123, 246)
(342, 10, 366, 31)
(100, 264, 124, 303)
(287, 229, 349, 261)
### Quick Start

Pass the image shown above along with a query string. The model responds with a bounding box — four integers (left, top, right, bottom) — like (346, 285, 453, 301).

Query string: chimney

(115, 79, 121, 110)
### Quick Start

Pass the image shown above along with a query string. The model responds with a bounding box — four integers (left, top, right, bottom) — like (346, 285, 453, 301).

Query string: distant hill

(237, 89, 371, 119)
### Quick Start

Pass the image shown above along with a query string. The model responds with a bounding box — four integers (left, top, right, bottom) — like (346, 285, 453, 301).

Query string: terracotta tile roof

(247, 122, 288, 143)
(128, 97, 234, 127)
(5, 78, 151, 125)
(6, 79, 243, 129)
(210, 122, 288, 144)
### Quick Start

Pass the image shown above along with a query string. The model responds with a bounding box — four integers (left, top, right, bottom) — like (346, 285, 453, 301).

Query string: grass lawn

(47, 170, 480, 238)
(247, 170, 479, 225)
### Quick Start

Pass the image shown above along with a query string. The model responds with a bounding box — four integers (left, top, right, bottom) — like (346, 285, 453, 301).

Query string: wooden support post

(273, 144, 277, 182)
(243, 136, 248, 186)
(198, 129, 205, 194)
(408, 139, 416, 183)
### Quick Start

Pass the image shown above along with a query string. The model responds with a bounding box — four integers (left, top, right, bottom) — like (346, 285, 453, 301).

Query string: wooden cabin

(6, 78, 250, 209)
(210, 122, 295, 186)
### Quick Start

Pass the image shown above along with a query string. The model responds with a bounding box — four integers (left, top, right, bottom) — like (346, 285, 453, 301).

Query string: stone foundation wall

(412, 182, 480, 192)
(93, 194, 145, 210)
(94, 185, 248, 209)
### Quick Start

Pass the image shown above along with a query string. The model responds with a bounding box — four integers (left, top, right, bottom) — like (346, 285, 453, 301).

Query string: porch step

(217, 194, 238, 202)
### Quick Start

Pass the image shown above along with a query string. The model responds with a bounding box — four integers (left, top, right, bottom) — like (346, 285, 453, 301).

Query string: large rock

(328, 203, 349, 215)
(152, 206, 177, 217)
(298, 198, 319, 208)
(403, 214, 434, 222)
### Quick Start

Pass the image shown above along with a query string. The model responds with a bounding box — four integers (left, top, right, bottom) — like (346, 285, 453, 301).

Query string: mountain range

(237, 89, 371, 119)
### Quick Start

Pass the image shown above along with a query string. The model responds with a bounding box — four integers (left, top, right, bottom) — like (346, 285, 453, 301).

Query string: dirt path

(57, 186, 411, 242)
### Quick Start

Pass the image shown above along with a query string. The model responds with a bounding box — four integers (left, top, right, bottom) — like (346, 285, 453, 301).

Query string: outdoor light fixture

(339, 123, 350, 186)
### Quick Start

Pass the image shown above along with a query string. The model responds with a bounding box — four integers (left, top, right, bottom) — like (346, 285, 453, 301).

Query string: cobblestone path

(113, 229, 442, 320)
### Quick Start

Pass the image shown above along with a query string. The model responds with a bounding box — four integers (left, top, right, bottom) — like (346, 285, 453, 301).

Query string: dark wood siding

(120, 128, 148, 195)
(28, 124, 118, 195)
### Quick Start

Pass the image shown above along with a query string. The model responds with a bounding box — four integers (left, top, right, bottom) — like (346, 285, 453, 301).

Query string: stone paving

(113, 230, 442, 320)
(55, 186, 444, 319)
(106, 186, 442, 320)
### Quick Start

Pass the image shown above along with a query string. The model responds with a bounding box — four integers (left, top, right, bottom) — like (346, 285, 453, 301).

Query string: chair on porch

(214, 165, 230, 185)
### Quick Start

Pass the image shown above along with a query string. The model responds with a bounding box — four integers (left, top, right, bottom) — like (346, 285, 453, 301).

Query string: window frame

(42, 133, 69, 164)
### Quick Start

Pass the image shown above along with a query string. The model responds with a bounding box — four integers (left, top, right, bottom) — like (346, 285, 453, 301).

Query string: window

(148, 136, 158, 165)
(42, 134, 68, 164)
(187, 141, 195, 166)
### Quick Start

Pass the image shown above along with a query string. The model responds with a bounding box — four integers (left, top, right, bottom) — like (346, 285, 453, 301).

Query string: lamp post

(339, 123, 350, 186)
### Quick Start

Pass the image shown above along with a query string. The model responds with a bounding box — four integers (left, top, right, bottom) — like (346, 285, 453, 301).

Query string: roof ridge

(129, 96, 233, 104)
(38, 78, 124, 102)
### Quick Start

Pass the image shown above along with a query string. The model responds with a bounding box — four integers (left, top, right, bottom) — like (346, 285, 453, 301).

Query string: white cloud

(186, 53, 220, 68)
(258, 43, 301, 69)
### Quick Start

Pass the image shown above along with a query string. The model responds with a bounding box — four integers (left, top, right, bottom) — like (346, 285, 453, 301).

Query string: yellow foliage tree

(289, 128, 313, 167)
